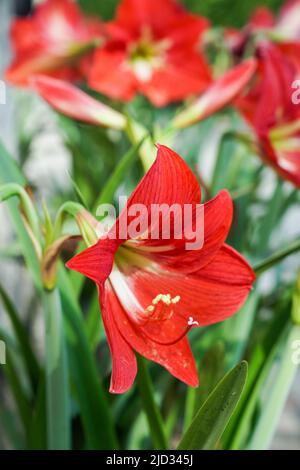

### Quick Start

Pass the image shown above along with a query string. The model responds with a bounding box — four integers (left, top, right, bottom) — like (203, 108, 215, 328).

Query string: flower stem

(43, 288, 71, 449)
(136, 355, 168, 450)
(254, 238, 300, 276)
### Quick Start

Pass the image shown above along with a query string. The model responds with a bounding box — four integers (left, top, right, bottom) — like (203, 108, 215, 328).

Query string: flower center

(128, 28, 170, 82)
(141, 293, 180, 323)
(140, 293, 199, 346)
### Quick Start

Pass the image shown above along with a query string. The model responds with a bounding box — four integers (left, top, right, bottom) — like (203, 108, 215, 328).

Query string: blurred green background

(79, 0, 284, 26)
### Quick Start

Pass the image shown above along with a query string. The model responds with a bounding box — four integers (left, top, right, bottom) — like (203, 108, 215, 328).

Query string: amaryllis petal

(249, 7, 274, 29)
(5, 49, 82, 86)
(173, 58, 257, 128)
(138, 190, 233, 272)
(109, 0, 200, 38)
(118, 244, 254, 327)
(31, 75, 127, 129)
(66, 237, 119, 284)
(10, 18, 37, 53)
(116, 145, 201, 242)
(88, 47, 137, 102)
(236, 43, 300, 187)
(6, 0, 103, 86)
(101, 287, 137, 393)
(140, 50, 211, 107)
(126, 145, 201, 208)
(104, 284, 198, 387)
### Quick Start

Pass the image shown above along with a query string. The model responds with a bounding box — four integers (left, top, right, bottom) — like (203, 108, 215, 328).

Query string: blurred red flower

(225, 0, 300, 56)
(237, 43, 300, 187)
(88, 0, 212, 106)
(6, 0, 103, 86)
(67, 145, 255, 393)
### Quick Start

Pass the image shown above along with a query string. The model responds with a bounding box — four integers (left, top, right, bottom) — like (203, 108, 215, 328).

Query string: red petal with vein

(66, 237, 119, 284)
(104, 284, 198, 387)
(174, 58, 257, 128)
(116, 145, 201, 241)
(127, 145, 200, 207)
(138, 190, 233, 273)
(31, 75, 126, 129)
(100, 286, 137, 393)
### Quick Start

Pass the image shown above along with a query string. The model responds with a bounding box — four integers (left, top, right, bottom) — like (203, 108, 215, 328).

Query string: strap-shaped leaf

(178, 361, 248, 450)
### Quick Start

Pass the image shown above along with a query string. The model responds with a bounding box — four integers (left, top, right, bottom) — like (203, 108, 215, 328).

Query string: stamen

(145, 305, 154, 312)
(141, 293, 180, 323)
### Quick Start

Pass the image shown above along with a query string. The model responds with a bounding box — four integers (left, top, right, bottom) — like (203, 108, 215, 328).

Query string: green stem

(0, 183, 42, 249)
(257, 177, 284, 254)
(254, 238, 300, 276)
(136, 356, 168, 450)
(93, 138, 145, 208)
(125, 119, 155, 172)
(43, 288, 71, 450)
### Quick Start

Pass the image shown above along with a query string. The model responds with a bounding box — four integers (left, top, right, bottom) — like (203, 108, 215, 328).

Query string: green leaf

(94, 139, 144, 208)
(0, 283, 40, 393)
(0, 141, 117, 449)
(0, 141, 42, 289)
(247, 325, 300, 449)
(2, 351, 32, 441)
(136, 356, 168, 450)
(222, 306, 290, 449)
(42, 288, 71, 450)
(178, 361, 248, 450)
(183, 342, 225, 432)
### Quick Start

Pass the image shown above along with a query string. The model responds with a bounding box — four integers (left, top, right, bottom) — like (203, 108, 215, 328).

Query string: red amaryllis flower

(66, 145, 255, 393)
(236, 43, 300, 187)
(31, 75, 127, 130)
(6, 0, 103, 86)
(88, 0, 211, 106)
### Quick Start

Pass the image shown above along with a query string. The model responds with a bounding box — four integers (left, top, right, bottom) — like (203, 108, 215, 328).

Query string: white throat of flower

(127, 28, 170, 82)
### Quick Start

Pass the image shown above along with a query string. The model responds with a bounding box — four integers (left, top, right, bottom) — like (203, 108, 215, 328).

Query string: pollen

(151, 293, 179, 306)
(145, 305, 155, 312)
(142, 293, 182, 323)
